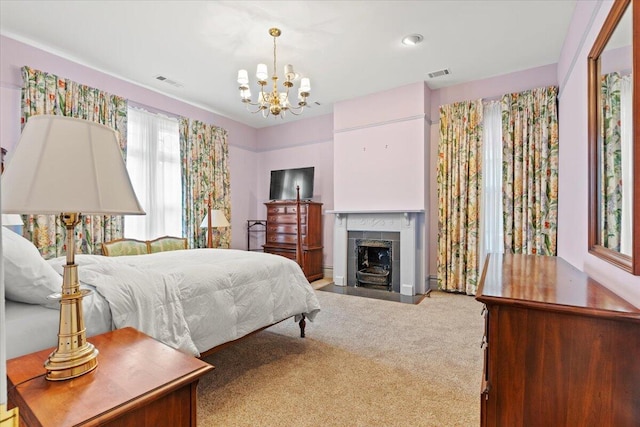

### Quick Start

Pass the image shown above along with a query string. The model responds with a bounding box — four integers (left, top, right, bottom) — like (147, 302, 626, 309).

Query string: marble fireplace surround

(330, 210, 425, 296)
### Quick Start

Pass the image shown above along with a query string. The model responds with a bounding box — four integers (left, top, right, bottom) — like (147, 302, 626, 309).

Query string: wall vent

(154, 75, 183, 88)
(427, 68, 451, 79)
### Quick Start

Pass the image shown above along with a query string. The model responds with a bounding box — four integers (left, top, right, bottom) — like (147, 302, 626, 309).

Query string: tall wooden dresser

(476, 254, 640, 427)
(263, 201, 323, 281)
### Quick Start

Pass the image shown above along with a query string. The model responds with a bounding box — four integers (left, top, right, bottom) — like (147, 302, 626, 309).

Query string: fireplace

(355, 238, 393, 291)
(331, 211, 425, 296)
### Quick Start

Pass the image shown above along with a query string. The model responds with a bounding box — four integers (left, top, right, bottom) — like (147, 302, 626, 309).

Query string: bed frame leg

(299, 314, 306, 338)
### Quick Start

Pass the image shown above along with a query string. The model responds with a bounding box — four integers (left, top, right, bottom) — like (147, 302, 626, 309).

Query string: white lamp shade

(1, 115, 145, 215)
(284, 64, 295, 81)
(300, 77, 311, 92)
(200, 210, 230, 228)
(237, 69, 249, 85)
(256, 64, 268, 81)
(1, 214, 23, 226)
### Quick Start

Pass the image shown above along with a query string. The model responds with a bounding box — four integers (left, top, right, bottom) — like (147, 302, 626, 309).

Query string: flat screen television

(269, 167, 315, 201)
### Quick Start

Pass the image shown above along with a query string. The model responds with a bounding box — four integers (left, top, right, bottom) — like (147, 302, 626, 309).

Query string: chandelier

(237, 28, 311, 118)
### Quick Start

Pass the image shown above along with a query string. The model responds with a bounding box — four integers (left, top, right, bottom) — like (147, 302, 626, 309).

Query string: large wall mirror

(588, 0, 639, 274)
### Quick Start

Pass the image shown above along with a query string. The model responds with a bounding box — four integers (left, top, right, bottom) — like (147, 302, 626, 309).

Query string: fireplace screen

(355, 239, 392, 291)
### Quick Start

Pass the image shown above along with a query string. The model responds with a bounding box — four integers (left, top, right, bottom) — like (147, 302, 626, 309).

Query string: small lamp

(200, 208, 229, 248)
(1, 115, 144, 381)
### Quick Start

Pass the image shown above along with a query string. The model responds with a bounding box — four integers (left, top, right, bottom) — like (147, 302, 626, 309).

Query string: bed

(3, 226, 321, 360)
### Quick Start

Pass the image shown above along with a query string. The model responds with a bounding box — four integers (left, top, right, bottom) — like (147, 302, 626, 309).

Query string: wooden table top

(477, 254, 640, 321)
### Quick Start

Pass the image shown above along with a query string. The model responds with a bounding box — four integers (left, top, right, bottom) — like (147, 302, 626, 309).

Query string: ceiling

(0, 1, 577, 129)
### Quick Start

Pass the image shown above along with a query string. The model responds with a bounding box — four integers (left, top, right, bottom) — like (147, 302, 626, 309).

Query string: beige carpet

(197, 290, 484, 427)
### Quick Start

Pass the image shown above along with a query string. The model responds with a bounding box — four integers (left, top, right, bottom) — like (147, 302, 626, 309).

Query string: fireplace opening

(355, 239, 392, 291)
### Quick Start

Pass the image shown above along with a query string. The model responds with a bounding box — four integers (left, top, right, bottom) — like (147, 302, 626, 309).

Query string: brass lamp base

(44, 213, 99, 381)
(45, 341, 98, 381)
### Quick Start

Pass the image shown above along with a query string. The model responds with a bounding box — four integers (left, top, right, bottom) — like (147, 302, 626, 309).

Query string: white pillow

(3, 227, 62, 305)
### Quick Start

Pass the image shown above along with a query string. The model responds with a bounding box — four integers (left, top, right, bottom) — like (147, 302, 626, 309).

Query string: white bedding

(47, 249, 321, 356)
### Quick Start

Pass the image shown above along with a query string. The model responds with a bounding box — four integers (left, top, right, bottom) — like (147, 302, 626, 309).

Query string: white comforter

(48, 249, 321, 356)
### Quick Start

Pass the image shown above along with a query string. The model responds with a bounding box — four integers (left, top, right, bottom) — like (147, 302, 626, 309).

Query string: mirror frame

(588, 0, 639, 275)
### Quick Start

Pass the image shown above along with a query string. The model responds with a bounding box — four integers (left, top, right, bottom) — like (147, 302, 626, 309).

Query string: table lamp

(200, 202, 229, 248)
(1, 115, 144, 381)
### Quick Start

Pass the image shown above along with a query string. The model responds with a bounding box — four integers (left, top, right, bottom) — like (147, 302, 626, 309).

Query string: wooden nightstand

(6, 327, 214, 426)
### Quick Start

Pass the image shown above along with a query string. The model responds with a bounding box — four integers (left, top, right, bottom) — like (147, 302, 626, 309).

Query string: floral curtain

(600, 72, 623, 251)
(21, 66, 128, 259)
(179, 118, 230, 248)
(437, 100, 483, 295)
(501, 86, 559, 256)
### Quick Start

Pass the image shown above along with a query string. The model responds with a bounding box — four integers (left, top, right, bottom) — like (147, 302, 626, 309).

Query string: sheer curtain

(125, 107, 181, 240)
(480, 101, 504, 265)
(620, 74, 632, 255)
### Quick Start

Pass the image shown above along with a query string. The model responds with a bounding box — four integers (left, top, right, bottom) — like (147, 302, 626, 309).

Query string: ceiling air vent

(427, 68, 451, 79)
(154, 75, 183, 88)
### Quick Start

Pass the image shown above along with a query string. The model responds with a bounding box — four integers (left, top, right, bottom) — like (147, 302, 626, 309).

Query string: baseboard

(323, 266, 333, 281)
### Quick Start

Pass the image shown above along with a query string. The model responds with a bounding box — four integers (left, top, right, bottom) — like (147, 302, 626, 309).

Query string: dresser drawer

(264, 247, 297, 260)
(267, 224, 307, 235)
(266, 206, 286, 214)
(266, 233, 308, 245)
(285, 205, 307, 214)
(267, 214, 307, 224)
(266, 205, 308, 215)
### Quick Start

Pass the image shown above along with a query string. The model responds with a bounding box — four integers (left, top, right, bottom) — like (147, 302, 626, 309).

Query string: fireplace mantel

(329, 210, 426, 296)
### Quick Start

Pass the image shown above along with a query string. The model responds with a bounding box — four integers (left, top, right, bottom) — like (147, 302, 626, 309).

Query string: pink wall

(556, 0, 640, 306)
(0, 35, 258, 249)
(334, 82, 426, 131)
(333, 82, 427, 212)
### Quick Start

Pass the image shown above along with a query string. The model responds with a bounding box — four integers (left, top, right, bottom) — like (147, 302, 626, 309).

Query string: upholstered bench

(102, 236, 187, 256)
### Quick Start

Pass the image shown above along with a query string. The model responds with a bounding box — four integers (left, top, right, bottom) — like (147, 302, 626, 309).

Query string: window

(481, 101, 504, 262)
(125, 107, 181, 240)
